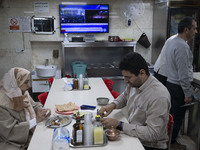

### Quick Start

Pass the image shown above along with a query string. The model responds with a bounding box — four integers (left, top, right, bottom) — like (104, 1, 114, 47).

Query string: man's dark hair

(178, 16, 196, 33)
(119, 52, 150, 76)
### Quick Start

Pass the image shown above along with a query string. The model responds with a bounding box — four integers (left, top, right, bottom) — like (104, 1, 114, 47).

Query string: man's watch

(116, 121, 123, 131)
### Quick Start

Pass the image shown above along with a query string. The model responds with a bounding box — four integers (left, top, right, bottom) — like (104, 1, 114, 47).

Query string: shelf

(62, 41, 136, 48)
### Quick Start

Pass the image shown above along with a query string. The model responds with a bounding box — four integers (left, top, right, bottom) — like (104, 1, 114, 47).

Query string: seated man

(99, 52, 171, 150)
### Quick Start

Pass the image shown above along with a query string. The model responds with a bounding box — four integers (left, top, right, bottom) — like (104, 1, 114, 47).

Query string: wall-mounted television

(59, 4, 109, 33)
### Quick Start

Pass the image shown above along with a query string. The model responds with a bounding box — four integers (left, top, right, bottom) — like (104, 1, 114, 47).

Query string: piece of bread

(55, 102, 78, 112)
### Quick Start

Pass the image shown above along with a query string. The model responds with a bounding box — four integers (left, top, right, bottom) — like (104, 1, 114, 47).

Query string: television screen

(59, 4, 109, 33)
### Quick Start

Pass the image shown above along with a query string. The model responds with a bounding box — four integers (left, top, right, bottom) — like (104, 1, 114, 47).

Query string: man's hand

(184, 97, 192, 104)
(101, 118, 120, 129)
(99, 103, 116, 118)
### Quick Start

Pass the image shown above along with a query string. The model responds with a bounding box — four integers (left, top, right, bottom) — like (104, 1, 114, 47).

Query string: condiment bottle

(83, 73, 89, 90)
(93, 114, 104, 145)
(72, 114, 84, 145)
(73, 73, 78, 89)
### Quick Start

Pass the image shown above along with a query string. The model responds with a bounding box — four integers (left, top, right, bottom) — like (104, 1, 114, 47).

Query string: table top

(28, 77, 144, 150)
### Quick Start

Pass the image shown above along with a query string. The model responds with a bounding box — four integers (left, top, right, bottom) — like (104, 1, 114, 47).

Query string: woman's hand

(36, 108, 51, 123)
(13, 95, 28, 111)
(44, 108, 51, 118)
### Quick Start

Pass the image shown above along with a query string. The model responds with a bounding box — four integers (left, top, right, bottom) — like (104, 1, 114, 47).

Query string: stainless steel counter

(193, 72, 200, 85)
(184, 72, 200, 150)
(62, 41, 136, 48)
(62, 41, 136, 77)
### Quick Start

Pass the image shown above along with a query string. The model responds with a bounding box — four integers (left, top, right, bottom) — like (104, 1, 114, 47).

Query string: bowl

(96, 97, 109, 105)
(105, 127, 120, 141)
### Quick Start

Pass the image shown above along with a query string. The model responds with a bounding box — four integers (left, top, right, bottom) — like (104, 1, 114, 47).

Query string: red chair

(38, 92, 48, 106)
(168, 114, 174, 150)
(48, 77, 54, 87)
(104, 79, 114, 92)
(111, 90, 120, 99)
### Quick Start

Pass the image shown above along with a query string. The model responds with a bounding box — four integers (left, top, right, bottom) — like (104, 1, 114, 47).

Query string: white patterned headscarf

(0, 67, 36, 120)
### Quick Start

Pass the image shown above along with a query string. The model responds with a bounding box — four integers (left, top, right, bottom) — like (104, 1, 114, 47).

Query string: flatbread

(55, 102, 78, 112)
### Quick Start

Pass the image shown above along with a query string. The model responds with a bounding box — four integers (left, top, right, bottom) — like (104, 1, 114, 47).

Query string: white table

(28, 78, 144, 150)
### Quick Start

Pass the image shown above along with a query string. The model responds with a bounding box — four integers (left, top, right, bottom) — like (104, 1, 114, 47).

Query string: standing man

(99, 52, 171, 150)
(154, 35, 176, 86)
(165, 16, 197, 150)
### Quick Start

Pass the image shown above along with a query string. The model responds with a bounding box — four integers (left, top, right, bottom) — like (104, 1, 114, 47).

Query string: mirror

(32, 16, 55, 34)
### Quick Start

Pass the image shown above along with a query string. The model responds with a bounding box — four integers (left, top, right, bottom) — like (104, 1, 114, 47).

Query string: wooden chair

(168, 114, 174, 150)
(38, 92, 48, 106)
(111, 90, 120, 99)
(104, 79, 114, 92)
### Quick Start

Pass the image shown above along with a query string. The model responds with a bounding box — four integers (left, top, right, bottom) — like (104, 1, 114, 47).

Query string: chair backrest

(111, 90, 120, 99)
(168, 114, 174, 150)
(104, 79, 114, 92)
(38, 92, 48, 106)
(48, 77, 54, 87)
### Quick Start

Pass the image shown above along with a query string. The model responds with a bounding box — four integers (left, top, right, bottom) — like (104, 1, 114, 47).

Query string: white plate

(45, 115, 72, 128)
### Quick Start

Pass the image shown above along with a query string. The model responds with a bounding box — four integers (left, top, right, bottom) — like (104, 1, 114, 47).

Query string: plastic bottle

(52, 127, 70, 150)
(72, 114, 84, 145)
(78, 74, 83, 90)
(83, 73, 89, 90)
(84, 113, 93, 145)
(93, 114, 104, 145)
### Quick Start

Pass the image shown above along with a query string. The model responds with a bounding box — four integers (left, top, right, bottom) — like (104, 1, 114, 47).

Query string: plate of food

(45, 115, 72, 128)
(55, 102, 80, 115)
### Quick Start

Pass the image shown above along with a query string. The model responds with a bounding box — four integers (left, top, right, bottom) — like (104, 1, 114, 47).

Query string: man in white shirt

(99, 52, 171, 150)
(165, 17, 197, 150)
(154, 35, 177, 86)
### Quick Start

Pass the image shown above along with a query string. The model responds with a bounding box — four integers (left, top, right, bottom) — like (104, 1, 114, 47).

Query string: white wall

(0, 0, 154, 79)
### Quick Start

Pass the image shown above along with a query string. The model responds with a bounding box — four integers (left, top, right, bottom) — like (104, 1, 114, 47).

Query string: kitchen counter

(193, 72, 200, 85)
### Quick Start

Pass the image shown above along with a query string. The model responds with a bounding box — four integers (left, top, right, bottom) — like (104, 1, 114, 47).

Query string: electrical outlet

(16, 49, 24, 53)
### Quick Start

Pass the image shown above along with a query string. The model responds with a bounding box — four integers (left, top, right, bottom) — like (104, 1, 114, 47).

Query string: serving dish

(70, 133, 107, 148)
(105, 127, 120, 141)
(55, 105, 80, 115)
(72, 86, 91, 91)
(45, 115, 72, 128)
(97, 97, 109, 105)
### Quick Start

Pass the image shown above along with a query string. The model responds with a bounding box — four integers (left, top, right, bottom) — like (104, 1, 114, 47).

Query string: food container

(105, 127, 120, 141)
(96, 97, 109, 105)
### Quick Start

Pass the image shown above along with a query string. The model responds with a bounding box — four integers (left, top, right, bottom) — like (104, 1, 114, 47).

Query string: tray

(45, 115, 72, 128)
(70, 134, 108, 148)
(72, 86, 91, 91)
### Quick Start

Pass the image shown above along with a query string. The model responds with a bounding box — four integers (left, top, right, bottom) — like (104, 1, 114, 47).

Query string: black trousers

(166, 81, 187, 143)
(144, 146, 167, 150)
(154, 71, 167, 86)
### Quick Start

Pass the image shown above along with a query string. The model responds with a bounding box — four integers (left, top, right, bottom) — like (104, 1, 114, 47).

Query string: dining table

(27, 77, 145, 150)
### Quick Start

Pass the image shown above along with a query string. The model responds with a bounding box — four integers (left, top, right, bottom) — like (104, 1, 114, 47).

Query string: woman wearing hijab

(0, 67, 51, 150)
